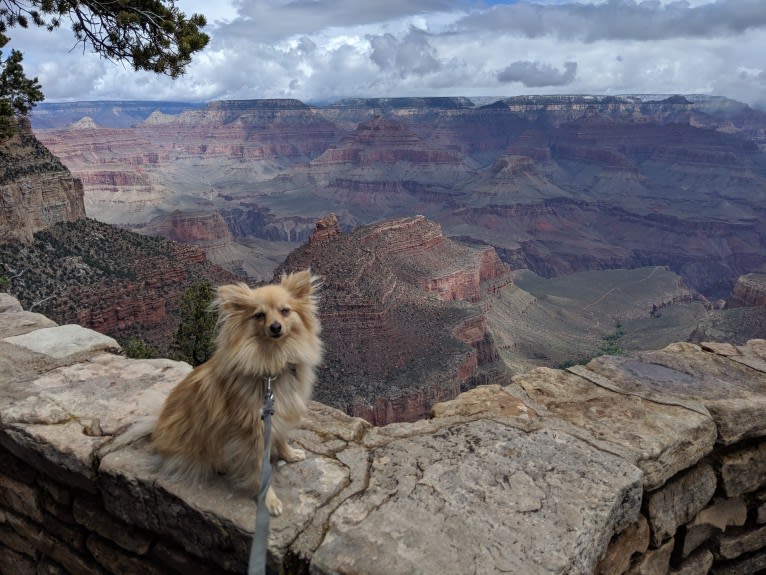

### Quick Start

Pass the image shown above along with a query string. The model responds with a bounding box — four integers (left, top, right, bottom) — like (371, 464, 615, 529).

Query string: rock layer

(728, 272, 766, 308)
(32, 95, 766, 297)
(0, 120, 85, 243)
(279, 215, 511, 424)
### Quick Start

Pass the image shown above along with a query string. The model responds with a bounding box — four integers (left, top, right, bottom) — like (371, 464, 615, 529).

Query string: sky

(6, 0, 766, 108)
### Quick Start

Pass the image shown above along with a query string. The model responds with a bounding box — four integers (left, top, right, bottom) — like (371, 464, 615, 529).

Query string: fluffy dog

(151, 270, 322, 516)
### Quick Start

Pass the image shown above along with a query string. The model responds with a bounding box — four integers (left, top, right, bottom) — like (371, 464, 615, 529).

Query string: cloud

(497, 60, 577, 87)
(455, 0, 766, 42)
(225, 0, 460, 43)
(6, 0, 766, 108)
(369, 27, 441, 77)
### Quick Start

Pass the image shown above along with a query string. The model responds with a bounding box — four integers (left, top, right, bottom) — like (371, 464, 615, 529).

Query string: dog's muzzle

(269, 322, 282, 338)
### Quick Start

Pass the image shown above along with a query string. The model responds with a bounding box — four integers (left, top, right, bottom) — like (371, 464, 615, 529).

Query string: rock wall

(2, 294, 766, 574)
(0, 119, 85, 243)
(280, 216, 511, 425)
(728, 273, 766, 308)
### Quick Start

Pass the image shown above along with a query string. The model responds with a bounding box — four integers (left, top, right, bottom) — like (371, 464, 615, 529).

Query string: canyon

(2, 95, 766, 572)
(32, 94, 766, 298)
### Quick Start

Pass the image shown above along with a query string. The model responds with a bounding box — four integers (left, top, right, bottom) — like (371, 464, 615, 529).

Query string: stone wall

(1, 292, 766, 574)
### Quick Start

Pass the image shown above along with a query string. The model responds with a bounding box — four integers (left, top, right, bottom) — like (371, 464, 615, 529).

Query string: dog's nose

(269, 322, 282, 336)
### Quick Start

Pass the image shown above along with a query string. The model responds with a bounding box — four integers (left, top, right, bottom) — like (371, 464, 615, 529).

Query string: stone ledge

(1, 294, 766, 574)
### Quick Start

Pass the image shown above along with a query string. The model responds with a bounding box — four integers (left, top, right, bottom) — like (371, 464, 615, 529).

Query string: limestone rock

(645, 463, 717, 546)
(727, 273, 766, 307)
(596, 515, 650, 575)
(583, 343, 766, 444)
(0, 294, 22, 313)
(517, 367, 716, 490)
(673, 548, 714, 575)
(430, 383, 536, 420)
(4, 324, 120, 359)
(311, 418, 643, 575)
(0, 310, 57, 338)
(0, 353, 189, 490)
(717, 524, 766, 560)
(719, 441, 766, 498)
(627, 538, 674, 575)
(0, 119, 85, 243)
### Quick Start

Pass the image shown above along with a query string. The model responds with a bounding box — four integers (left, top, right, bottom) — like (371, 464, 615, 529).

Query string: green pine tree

(174, 280, 217, 366)
(0, 33, 43, 138)
(122, 336, 156, 359)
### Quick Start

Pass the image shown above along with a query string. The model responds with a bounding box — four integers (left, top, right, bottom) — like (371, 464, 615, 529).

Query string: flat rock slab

(4, 324, 121, 359)
(580, 342, 766, 444)
(311, 418, 643, 575)
(0, 353, 190, 490)
(514, 367, 717, 490)
(0, 294, 23, 313)
(0, 310, 56, 337)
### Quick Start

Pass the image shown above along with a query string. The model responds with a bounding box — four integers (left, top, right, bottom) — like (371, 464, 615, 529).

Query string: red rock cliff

(727, 273, 766, 308)
(0, 120, 85, 242)
(280, 215, 510, 425)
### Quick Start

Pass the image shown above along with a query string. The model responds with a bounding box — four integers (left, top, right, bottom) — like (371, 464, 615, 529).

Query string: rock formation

(3, 295, 766, 574)
(32, 95, 766, 298)
(279, 215, 511, 424)
(0, 119, 85, 243)
(728, 273, 766, 308)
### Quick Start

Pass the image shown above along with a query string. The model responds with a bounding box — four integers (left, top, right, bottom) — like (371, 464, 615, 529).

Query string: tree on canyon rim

(174, 280, 216, 367)
(0, 0, 209, 137)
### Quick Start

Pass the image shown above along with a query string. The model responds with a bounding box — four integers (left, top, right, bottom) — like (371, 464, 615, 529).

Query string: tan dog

(151, 270, 322, 515)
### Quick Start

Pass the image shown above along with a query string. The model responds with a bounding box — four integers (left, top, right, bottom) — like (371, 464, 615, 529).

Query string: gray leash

(248, 377, 275, 575)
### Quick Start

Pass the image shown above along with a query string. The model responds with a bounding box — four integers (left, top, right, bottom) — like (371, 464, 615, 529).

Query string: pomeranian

(151, 270, 322, 516)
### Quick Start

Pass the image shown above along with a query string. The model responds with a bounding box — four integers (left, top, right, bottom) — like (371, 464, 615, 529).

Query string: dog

(150, 269, 322, 516)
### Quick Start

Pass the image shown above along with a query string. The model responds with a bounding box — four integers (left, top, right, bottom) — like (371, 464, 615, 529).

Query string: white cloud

(3, 0, 766, 108)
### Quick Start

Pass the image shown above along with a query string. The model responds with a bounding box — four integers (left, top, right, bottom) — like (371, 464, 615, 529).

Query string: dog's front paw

(281, 446, 306, 463)
(266, 486, 283, 517)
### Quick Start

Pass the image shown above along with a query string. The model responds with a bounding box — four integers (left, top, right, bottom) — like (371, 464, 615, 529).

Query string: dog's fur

(151, 270, 322, 516)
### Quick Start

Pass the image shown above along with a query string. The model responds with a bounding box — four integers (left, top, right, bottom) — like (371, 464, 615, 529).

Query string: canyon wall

(728, 273, 766, 308)
(0, 218, 239, 356)
(279, 215, 511, 425)
(0, 119, 85, 243)
(32, 95, 766, 297)
(2, 295, 766, 574)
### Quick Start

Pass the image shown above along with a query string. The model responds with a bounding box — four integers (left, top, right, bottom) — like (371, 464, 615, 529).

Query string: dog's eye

(253, 311, 266, 320)
(280, 308, 291, 317)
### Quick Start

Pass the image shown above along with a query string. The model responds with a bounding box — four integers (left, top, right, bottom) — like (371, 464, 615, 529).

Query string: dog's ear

(281, 270, 316, 300)
(215, 283, 252, 314)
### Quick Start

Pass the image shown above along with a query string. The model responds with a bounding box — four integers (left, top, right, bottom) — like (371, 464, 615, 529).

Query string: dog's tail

(98, 415, 158, 458)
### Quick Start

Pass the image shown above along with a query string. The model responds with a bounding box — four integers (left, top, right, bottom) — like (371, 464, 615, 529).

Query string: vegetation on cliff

(173, 280, 216, 366)
(0, 217, 237, 356)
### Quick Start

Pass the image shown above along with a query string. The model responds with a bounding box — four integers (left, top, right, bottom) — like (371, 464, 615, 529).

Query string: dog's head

(214, 270, 320, 347)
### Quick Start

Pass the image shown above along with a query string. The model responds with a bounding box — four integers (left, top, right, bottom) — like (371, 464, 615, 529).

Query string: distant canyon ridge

(32, 94, 766, 299)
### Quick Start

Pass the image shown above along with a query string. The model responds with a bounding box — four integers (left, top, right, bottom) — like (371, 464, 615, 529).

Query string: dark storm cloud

(456, 0, 766, 42)
(497, 60, 577, 87)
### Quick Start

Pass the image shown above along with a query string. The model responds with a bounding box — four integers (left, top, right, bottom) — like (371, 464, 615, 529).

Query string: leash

(248, 376, 275, 575)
